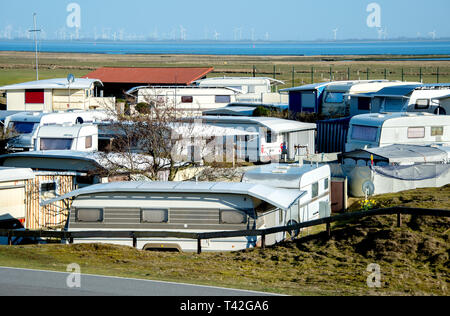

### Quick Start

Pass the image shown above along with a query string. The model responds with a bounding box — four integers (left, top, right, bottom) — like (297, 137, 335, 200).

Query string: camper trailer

(35, 124, 99, 152)
(127, 86, 241, 115)
(4, 110, 108, 152)
(405, 84, 450, 115)
(196, 77, 287, 104)
(41, 181, 305, 252)
(345, 112, 450, 152)
(242, 163, 331, 233)
(195, 116, 316, 162)
(341, 144, 450, 197)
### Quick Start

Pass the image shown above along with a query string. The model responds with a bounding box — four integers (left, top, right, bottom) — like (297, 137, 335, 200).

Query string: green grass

(0, 186, 448, 296)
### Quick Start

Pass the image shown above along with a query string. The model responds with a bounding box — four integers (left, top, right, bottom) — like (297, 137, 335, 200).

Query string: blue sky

(0, 0, 448, 41)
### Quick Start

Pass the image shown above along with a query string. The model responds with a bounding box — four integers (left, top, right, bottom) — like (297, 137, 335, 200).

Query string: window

(431, 126, 444, 137)
(181, 96, 193, 103)
(220, 210, 247, 224)
(266, 130, 274, 143)
(76, 209, 103, 222)
(357, 97, 371, 111)
(415, 99, 430, 110)
(215, 95, 231, 103)
(40, 181, 57, 201)
(324, 178, 329, 191)
(9, 122, 37, 134)
(85, 136, 93, 149)
(40, 138, 73, 150)
(325, 92, 344, 103)
(408, 127, 425, 139)
(351, 125, 379, 142)
(25, 89, 44, 104)
(142, 209, 168, 223)
(312, 182, 319, 198)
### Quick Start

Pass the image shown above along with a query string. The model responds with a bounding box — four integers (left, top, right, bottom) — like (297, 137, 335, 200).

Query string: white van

(346, 112, 450, 152)
(4, 110, 108, 151)
(35, 124, 98, 152)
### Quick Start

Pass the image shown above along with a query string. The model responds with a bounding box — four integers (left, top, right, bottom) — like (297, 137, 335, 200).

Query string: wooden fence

(1, 207, 449, 254)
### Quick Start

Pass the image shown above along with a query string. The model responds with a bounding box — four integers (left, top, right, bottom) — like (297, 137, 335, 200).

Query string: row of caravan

(283, 80, 450, 117)
(2, 162, 331, 252)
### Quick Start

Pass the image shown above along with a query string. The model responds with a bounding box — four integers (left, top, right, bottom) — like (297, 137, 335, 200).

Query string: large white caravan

(345, 112, 450, 152)
(242, 163, 331, 240)
(4, 110, 108, 152)
(35, 124, 99, 152)
(127, 86, 241, 115)
(405, 84, 450, 115)
(196, 77, 287, 104)
(42, 181, 305, 252)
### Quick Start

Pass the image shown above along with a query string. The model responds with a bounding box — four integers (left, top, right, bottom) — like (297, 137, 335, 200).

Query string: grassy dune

(0, 186, 448, 296)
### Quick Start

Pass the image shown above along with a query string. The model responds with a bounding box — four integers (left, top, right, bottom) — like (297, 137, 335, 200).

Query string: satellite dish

(362, 180, 375, 197)
(67, 74, 75, 85)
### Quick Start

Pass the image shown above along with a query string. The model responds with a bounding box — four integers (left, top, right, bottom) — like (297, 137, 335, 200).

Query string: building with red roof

(83, 67, 214, 98)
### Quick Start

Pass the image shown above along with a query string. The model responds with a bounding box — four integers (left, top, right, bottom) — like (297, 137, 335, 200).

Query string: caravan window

(141, 209, 169, 223)
(220, 210, 247, 224)
(431, 126, 444, 137)
(325, 92, 344, 103)
(40, 138, 73, 150)
(40, 181, 58, 201)
(351, 125, 378, 142)
(358, 97, 371, 111)
(181, 96, 193, 103)
(76, 209, 103, 222)
(415, 99, 430, 110)
(9, 122, 37, 134)
(215, 95, 231, 103)
(408, 127, 425, 139)
(324, 178, 329, 191)
(312, 182, 319, 198)
(85, 136, 93, 149)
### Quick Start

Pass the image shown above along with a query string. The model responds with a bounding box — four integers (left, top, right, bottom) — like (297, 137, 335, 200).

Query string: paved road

(0, 267, 278, 296)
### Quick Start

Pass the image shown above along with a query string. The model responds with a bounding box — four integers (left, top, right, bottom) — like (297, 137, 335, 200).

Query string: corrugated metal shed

(83, 67, 214, 85)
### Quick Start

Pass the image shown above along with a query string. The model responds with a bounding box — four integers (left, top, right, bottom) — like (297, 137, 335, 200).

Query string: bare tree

(98, 92, 199, 181)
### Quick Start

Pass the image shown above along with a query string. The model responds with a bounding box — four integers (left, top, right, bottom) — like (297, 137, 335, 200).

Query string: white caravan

(35, 124, 99, 152)
(405, 84, 450, 115)
(127, 86, 241, 115)
(242, 163, 331, 238)
(345, 112, 450, 152)
(42, 181, 305, 252)
(196, 77, 287, 104)
(4, 110, 108, 152)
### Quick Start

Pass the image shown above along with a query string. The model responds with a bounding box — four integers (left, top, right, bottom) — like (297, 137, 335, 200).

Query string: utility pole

(29, 13, 41, 81)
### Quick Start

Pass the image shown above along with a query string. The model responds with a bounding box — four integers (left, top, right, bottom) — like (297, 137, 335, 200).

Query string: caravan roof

(242, 164, 330, 189)
(41, 181, 305, 211)
(370, 84, 424, 98)
(349, 112, 449, 127)
(342, 144, 449, 164)
(196, 77, 285, 86)
(0, 166, 34, 182)
(197, 116, 316, 133)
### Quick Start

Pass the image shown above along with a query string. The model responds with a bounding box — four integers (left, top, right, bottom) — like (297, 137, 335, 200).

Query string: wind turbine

(179, 25, 186, 41)
(213, 30, 220, 41)
(429, 30, 437, 40)
(332, 28, 338, 41)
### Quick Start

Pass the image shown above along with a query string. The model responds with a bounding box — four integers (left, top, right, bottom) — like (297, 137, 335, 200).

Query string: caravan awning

(41, 181, 305, 211)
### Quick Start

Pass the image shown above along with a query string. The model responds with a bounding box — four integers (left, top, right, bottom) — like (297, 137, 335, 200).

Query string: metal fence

(1, 207, 449, 254)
